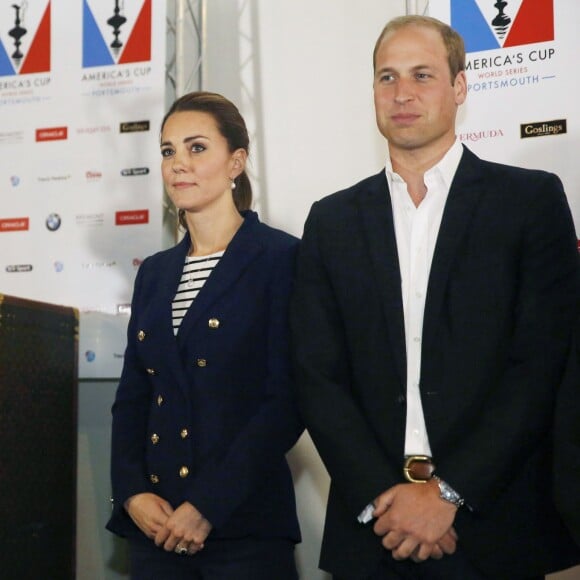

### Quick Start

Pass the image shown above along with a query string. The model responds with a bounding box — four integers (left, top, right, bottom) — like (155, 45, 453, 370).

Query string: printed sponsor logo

(120, 120, 149, 133)
(5, 264, 33, 272)
(45, 213, 62, 231)
(82, 260, 117, 269)
(36, 126, 68, 142)
(451, 0, 554, 53)
(117, 303, 131, 315)
(76, 213, 105, 227)
(115, 209, 149, 225)
(86, 170, 103, 181)
(0, 217, 29, 231)
(77, 125, 112, 135)
(121, 167, 149, 176)
(459, 129, 505, 142)
(37, 174, 71, 182)
(0, 130, 24, 144)
(82, 0, 152, 68)
(0, 2, 51, 77)
(520, 119, 567, 139)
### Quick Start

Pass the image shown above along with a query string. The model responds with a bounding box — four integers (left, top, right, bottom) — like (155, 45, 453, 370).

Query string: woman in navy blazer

(107, 92, 303, 579)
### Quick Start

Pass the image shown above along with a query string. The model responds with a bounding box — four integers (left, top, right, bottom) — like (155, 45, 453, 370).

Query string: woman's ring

(175, 545, 188, 556)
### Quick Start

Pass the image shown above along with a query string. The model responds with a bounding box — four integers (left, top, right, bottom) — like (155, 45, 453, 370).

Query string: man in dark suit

(290, 15, 580, 580)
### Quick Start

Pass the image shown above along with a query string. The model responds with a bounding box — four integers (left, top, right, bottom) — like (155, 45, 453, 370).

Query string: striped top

(172, 251, 224, 335)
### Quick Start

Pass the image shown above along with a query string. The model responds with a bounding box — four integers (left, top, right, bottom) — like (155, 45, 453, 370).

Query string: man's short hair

(373, 15, 466, 83)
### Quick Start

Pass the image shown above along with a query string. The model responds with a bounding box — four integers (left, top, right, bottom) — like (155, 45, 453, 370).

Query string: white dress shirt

(387, 139, 463, 457)
(358, 140, 464, 523)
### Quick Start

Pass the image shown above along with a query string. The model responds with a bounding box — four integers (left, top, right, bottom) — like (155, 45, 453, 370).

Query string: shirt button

(138, 330, 146, 341)
(150, 474, 159, 484)
(179, 466, 189, 478)
(208, 318, 220, 329)
(157, 395, 164, 406)
(180, 429, 189, 439)
(151, 433, 159, 444)
(196, 358, 207, 367)
(413, 337, 421, 343)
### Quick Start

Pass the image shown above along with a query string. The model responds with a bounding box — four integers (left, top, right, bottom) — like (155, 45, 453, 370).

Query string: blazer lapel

(176, 212, 264, 347)
(357, 171, 407, 388)
(422, 147, 486, 351)
(152, 235, 193, 388)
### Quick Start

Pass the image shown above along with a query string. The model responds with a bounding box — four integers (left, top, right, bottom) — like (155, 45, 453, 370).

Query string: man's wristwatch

(433, 475, 465, 508)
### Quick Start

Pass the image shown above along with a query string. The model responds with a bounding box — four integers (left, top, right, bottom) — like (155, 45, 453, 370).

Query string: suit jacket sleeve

(429, 170, 579, 513)
(290, 202, 399, 518)
(554, 316, 580, 546)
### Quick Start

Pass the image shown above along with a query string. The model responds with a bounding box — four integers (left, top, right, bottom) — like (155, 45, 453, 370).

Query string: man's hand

(372, 480, 458, 561)
(155, 501, 212, 555)
(124, 492, 174, 540)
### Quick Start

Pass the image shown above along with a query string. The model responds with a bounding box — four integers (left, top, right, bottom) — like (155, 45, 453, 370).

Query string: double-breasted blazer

(290, 146, 580, 579)
(107, 210, 302, 544)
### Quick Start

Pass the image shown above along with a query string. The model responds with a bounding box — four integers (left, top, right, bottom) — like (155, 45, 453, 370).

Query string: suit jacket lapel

(357, 171, 407, 388)
(423, 147, 486, 352)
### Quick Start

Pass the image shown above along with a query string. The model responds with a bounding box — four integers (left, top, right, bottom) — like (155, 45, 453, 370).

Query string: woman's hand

(124, 493, 174, 539)
(155, 501, 213, 555)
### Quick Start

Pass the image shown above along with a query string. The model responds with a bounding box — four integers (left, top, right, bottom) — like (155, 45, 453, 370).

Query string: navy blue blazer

(291, 146, 580, 579)
(107, 211, 302, 543)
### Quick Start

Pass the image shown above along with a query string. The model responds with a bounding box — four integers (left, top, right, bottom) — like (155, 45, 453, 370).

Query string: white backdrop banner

(429, 0, 579, 240)
(0, 0, 167, 317)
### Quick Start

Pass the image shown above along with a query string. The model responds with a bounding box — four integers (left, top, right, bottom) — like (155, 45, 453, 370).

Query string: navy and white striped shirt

(171, 251, 224, 335)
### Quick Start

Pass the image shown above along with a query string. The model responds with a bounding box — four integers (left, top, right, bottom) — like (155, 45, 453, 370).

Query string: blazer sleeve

(108, 260, 155, 531)
(290, 202, 399, 518)
(182, 242, 304, 529)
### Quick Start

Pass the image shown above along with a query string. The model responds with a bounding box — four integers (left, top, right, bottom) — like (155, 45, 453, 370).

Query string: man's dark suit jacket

(554, 315, 580, 546)
(107, 211, 302, 545)
(290, 146, 580, 579)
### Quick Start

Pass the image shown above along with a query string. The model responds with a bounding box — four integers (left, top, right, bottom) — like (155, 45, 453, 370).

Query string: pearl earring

(230, 178, 236, 190)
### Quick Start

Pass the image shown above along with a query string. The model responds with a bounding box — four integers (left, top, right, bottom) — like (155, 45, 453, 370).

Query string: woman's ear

(231, 149, 248, 178)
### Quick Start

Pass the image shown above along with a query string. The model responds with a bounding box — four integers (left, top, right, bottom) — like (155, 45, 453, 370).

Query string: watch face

(438, 479, 463, 507)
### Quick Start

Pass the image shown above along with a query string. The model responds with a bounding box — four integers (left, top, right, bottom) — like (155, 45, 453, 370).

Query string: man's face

(373, 24, 466, 158)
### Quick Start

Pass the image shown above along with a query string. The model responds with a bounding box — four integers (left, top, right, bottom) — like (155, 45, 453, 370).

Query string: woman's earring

(230, 178, 236, 190)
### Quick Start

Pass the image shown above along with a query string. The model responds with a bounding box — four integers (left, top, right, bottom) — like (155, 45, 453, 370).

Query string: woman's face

(160, 110, 245, 215)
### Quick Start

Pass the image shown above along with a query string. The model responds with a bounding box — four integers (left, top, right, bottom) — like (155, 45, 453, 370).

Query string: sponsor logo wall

(430, 0, 579, 234)
(0, 1, 166, 377)
(0, 1, 165, 310)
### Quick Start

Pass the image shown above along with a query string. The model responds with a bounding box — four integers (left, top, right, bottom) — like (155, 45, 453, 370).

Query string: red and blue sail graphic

(83, 0, 151, 68)
(451, 0, 554, 53)
(0, 2, 51, 77)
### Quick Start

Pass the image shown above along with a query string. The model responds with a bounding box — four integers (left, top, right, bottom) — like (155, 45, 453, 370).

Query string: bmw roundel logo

(46, 213, 62, 231)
